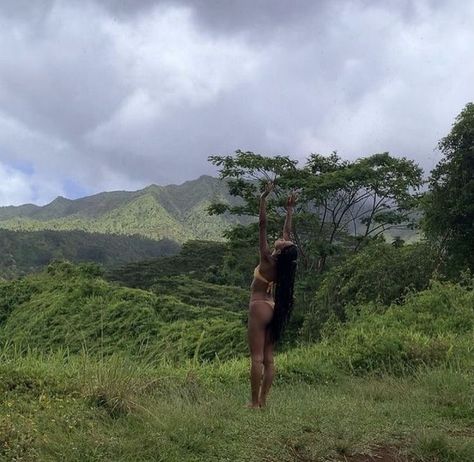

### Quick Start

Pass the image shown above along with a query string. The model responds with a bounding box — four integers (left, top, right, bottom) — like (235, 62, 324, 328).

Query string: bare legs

(260, 329, 274, 407)
(249, 358, 263, 408)
(247, 301, 275, 408)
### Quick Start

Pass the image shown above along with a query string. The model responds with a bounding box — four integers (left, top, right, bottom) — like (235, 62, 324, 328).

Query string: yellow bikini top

(253, 265, 274, 294)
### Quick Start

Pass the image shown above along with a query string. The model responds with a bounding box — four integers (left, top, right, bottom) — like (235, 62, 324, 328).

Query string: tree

(423, 102, 474, 275)
(209, 150, 422, 273)
(299, 152, 422, 270)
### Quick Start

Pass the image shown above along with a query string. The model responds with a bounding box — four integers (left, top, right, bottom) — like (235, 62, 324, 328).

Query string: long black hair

(269, 244, 298, 344)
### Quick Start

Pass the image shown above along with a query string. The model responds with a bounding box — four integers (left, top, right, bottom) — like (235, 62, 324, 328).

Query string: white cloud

(86, 5, 261, 149)
(293, 0, 474, 172)
(0, 163, 34, 205)
(0, 161, 65, 206)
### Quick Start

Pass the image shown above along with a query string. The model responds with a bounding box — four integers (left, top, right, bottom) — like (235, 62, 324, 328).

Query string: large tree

(209, 150, 422, 273)
(423, 102, 474, 274)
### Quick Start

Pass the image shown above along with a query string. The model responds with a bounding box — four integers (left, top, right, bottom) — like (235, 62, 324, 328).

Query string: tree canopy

(423, 102, 474, 275)
(209, 150, 423, 272)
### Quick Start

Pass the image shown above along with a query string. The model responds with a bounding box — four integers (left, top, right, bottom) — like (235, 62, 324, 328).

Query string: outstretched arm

(282, 193, 296, 240)
(259, 182, 273, 259)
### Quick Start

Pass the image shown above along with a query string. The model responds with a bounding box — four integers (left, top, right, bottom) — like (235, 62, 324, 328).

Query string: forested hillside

(106, 240, 229, 288)
(0, 229, 179, 280)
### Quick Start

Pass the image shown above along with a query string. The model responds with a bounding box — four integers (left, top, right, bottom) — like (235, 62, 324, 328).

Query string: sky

(0, 0, 473, 206)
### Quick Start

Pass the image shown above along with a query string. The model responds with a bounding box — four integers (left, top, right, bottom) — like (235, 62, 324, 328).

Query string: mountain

(0, 175, 246, 242)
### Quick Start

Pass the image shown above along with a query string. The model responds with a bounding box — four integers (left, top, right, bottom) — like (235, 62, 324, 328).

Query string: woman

(247, 181, 298, 408)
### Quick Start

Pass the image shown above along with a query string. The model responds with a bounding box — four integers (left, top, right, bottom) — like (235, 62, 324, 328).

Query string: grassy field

(1, 261, 473, 461)
(1, 348, 473, 462)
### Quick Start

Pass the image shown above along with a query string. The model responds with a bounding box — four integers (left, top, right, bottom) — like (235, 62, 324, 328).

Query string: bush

(150, 276, 248, 312)
(0, 278, 38, 326)
(157, 318, 247, 362)
(301, 241, 437, 341)
(321, 281, 474, 374)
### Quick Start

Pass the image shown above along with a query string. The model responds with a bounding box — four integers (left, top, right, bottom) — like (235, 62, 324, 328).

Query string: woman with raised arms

(247, 181, 298, 408)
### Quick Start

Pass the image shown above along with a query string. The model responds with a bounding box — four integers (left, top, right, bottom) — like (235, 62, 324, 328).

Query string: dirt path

(341, 446, 412, 462)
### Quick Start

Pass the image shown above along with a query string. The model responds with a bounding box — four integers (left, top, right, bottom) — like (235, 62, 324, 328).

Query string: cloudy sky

(0, 0, 473, 206)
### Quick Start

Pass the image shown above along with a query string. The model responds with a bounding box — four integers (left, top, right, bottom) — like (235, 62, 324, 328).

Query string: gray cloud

(90, 0, 325, 33)
(0, 0, 473, 205)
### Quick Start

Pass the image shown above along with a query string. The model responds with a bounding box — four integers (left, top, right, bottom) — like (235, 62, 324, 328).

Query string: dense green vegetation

(106, 240, 229, 288)
(299, 241, 438, 341)
(149, 276, 248, 311)
(0, 229, 179, 280)
(422, 102, 474, 276)
(0, 175, 247, 243)
(0, 265, 473, 460)
(209, 150, 422, 273)
(0, 261, 247, 362)
(1, 258, 472, 371)
(0, 104, 473, 460)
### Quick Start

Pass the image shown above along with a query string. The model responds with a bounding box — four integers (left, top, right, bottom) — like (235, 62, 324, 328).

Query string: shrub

(322, 282, 474, 374)
(301, 242, 437, 341)
(0, 263, 248, 363)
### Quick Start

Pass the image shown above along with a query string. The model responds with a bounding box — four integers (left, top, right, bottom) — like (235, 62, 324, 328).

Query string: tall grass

(1, 267, 473, 460)
(1, 345, 473, 461)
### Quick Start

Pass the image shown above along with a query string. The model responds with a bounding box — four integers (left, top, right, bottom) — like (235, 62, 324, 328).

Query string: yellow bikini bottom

(249, 298, 275, 310)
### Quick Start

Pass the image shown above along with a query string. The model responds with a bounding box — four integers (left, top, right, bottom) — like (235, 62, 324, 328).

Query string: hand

(260, 181, 274, 199)
(286, 191, 298, 209)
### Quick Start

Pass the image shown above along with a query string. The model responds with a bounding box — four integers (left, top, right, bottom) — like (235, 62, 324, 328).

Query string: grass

(0, 349, 473, 461)
(1, 266, 472, 460)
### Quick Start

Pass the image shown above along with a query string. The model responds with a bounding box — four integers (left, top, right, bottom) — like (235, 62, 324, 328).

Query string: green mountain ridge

(0, 175, 246, 242)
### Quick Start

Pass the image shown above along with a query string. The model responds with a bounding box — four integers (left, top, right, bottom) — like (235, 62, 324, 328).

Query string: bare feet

(244, 402, 261, 409)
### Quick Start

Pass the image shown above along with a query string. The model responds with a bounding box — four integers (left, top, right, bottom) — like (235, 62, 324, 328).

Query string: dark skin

(246, 182, 296, 408)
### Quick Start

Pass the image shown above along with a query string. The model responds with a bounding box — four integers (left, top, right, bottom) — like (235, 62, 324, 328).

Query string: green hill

(0, 260, 248, 361)
(0, 229, 180, 280)
(0, 255, 473, 461)
(1, 257, 472, 370)
(149, 276, 248, 311)
(0, 175, 247, 243)
(106, 240, 229, 288)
